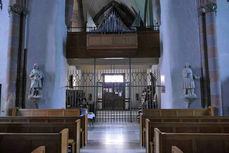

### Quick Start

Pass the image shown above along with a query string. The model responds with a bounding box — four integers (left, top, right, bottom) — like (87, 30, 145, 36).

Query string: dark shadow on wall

(222, 78, 229, 116)
(63, 39, 67, 58)
(160, 37, 164, 58)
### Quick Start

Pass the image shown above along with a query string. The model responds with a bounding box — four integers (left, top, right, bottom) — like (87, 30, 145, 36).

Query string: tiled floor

(81, 122, 145, 153)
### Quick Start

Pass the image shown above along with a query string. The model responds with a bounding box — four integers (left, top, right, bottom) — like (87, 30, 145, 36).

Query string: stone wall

(26, 0, 67, 108)
(217, 0, 229, 115)
(159, 0, 202, 108)
(0, 0, 10, 114)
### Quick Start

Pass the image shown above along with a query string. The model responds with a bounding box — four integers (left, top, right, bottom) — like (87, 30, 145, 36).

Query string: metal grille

(66, 58, 159, 122)
(96, 110, 138, 122)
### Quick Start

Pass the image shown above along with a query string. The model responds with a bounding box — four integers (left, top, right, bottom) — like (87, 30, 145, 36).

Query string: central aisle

(81, 122, 145, 153)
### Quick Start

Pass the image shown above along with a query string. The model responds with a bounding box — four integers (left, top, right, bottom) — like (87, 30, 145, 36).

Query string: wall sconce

(0, 0, 2, 10)
(157, 75, 166, 93)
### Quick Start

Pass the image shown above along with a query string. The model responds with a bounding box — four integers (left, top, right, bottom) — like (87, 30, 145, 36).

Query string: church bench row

(10, 108, 88, 146)
(141, 116, 229, 147)
(0, 120, 80, 153)
(154, 128, 229, 153)
(0, 129, 68, 153)
(145, 121, 229, 153)
(0, 116, 87, 148)
(140, 107, 215, 146)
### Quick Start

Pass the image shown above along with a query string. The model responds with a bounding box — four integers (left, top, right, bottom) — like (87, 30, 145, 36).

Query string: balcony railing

(67, 26, 160, 33)
(66, 26, 160, 59)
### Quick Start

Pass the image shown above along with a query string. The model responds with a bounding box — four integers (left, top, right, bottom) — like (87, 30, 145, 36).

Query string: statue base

(185, 95, 198, 108)
(28, 95, 42, 109)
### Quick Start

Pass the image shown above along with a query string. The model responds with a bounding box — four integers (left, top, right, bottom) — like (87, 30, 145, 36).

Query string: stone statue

(29, 64, 44, 98)
(183, 63, 199, 99)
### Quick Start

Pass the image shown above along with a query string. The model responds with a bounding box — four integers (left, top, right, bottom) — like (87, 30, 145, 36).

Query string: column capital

(198, 3, 217, 15)
(8, 4, 28, 16)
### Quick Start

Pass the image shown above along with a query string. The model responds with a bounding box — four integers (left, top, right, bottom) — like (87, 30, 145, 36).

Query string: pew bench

(146, 121, 229, 153)
(140, 107, 214, 146)
(11, 108, 81, 117)
(0, 129, 68, 153)
(154, 128, 229, 153)
(0, 116, 87, 148)
(142, 116, 229, 147)
(0, 121, 80, 153)
(31, 146, 46, 153)
(10, 108, 88, 146)
(140, 107, 215, 147)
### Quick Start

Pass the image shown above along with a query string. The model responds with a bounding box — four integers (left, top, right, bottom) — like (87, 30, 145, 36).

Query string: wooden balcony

(66, 30, 160, 58)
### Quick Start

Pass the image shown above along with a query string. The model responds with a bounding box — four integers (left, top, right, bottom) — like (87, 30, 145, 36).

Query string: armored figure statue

(29, 64, 44, 97)
(183, 63, 199, 99)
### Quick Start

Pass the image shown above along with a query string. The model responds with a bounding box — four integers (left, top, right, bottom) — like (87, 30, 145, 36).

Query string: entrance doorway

(103, 74, 125, 110)
(103, 82, 125, 110)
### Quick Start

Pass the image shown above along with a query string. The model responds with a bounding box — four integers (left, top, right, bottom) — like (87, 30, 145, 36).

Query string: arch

(93, 1, 139, 27)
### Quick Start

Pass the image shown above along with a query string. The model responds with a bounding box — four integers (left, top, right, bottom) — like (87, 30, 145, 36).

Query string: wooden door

(103, 83, 125, 110)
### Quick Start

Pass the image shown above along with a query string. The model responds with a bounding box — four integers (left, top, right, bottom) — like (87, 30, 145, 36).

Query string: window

(104, 74, 124, 83)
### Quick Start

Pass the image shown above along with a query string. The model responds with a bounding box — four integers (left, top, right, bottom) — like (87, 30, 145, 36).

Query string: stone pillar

(206, 11, 222, 115)
(198, 7, 211, 108)
(65, 0, 84, 32)
(5, 0, 27, 115)
(198, 0, 223, 115)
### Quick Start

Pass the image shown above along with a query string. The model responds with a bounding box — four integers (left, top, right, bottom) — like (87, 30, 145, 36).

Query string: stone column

(198, 7, 211, 108)
(5, 0, 27, 115)
(65, 0, 84, 32)
(206, 11, 222, 115)
(198, 0, 223, 115)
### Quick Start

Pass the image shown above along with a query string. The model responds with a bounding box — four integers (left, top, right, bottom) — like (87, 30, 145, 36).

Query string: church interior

(0, 0, 229, 153)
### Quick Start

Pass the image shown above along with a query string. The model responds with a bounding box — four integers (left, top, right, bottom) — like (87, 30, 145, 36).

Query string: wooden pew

(0, 129, 68, 153)
(11, 108, 81, 117)
(154, 128, 229, 153)
(142, 115, 229, 147)
(0, 120, 80, 153)
(140, 107, 215, 146)
(146, 121, 229, 153)
(10, 108, 88, 146)
(172, 146, 183, 153)
(31, 146, 45, 153)
(0, 116, 85, 150)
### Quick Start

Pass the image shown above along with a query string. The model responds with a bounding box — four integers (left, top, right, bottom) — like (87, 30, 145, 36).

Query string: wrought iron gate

(66, 58, 159, 122)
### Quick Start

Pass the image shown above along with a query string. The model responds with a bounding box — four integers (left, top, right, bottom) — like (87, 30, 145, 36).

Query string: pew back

(9, 108, 88, 146)
(146, 121, 229, 153)
(0, 120, 80, 153)
(11, 108, 80, 117)
(143, 107, 214, 117)
(140, 107, 215, 147)
(155, 128, 229, 153)
(0, 129, 68, 153)
(31, 146, 45, 153)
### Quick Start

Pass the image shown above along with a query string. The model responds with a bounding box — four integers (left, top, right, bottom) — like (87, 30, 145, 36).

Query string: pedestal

(184, 95, 197, 109)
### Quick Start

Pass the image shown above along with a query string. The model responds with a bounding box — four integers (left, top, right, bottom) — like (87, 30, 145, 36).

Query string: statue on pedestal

(183, 63, 199, 108)
(29, 64, 44, 108)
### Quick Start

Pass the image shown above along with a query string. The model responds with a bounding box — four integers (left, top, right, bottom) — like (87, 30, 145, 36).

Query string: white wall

(26, 0, 67, 108)
(160, 0, 202, 109)
(0, 0, 10, 114)
(217, 0, 229, 115)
